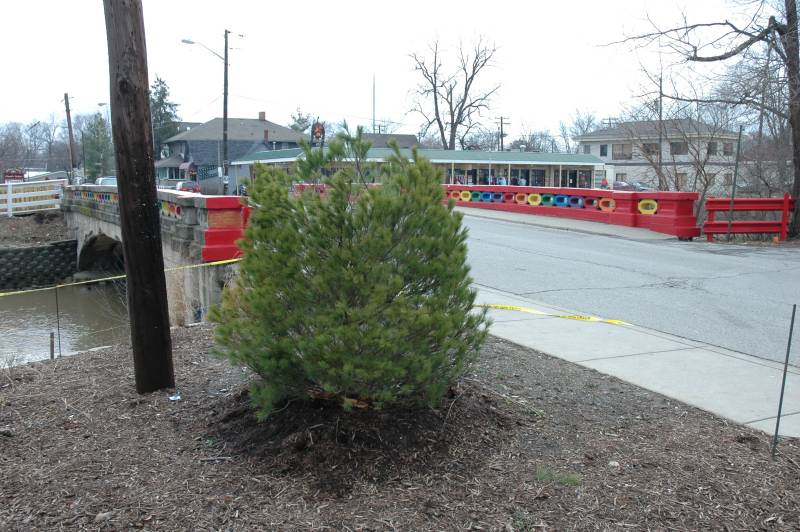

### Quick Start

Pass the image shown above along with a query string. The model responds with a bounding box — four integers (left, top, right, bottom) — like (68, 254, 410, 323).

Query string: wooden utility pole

(222, 29, 230, 180)
(64, 93, 76, 183)
(496, 116, 510, 151)
(103, 0, 174, 393)
(657, 76, 664, 190)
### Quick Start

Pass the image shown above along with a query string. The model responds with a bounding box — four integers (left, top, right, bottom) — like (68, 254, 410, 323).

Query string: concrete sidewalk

(455, 205, 673, 241)
(475, 285, 800, 438)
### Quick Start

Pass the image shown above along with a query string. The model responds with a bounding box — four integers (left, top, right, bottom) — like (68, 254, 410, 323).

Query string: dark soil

(0, 211, 71, 248)
(1, 325, 798, 530)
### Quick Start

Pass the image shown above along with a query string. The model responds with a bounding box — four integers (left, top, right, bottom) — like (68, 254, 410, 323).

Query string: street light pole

(223, 29, 229, 185)
(182, 32, 230, 192)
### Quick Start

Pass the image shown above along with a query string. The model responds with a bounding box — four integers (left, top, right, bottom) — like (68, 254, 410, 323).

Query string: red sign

(312, 122, 325, 141)
(2, 169, 24, 183)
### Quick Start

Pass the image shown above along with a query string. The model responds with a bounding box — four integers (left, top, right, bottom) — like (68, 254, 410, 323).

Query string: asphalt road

(463, 215, 800, 365)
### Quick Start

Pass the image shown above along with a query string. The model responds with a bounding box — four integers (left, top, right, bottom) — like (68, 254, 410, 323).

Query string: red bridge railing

(444, 185, 701, 239)
(703, 193, 795, 242)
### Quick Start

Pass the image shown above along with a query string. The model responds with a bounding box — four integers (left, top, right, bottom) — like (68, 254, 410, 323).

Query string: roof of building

(361, 133, 418, 149)
(575, 119, 739, 141)
(166, 117, 307, 144)
(154, 154, 184, 168)
(233, 147, 603, 166)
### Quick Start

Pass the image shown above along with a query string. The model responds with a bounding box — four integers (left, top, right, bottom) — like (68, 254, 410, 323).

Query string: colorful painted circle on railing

(598, 198, 616, 212)
(638, 199, 658, 215)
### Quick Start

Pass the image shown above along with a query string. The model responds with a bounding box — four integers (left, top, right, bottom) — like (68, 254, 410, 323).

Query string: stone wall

(0, 240, 77, 290)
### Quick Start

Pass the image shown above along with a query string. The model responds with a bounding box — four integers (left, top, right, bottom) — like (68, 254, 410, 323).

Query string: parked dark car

(176, 180, 201, 193)
(612, 180, 636, 191)
(613, 180, 654, 192)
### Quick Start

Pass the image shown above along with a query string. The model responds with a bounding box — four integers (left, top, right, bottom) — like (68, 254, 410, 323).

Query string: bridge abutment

(62, 186, 246, 325)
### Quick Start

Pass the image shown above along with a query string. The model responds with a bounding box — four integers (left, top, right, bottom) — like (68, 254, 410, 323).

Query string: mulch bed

(1, 324, 798, 530)
(0, 211, 71, 248)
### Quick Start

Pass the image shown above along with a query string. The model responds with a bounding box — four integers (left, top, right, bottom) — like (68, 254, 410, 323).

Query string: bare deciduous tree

(1, 117, 78, 177)
(0, 123, 26, 176)
(510, 127, 560, 152)
(289, 108, 313, 133)
(411, 38, 499, 150)
(620, 0, 800, 234)
(560, 110, 598, 153)
(461, 126, 498, 151)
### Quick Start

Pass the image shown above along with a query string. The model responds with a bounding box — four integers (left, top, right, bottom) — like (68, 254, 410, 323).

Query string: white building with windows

(574, 119, 739, 191)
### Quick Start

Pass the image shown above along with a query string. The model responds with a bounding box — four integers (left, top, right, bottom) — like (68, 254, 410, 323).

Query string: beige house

(574, 119, 739, 192)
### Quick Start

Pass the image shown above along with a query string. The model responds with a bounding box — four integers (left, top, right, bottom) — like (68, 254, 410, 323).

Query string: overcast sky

(4, 0, 739, 139)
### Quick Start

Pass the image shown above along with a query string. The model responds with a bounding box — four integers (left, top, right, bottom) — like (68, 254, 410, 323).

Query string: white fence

(1, 179, 67, 217)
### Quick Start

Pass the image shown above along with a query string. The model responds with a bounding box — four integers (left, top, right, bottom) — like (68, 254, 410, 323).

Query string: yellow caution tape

(1, 264, 629, 330)
(0, 257, 243, 298)
(476, 303, 630, 326)
(477, 303, 547, 316)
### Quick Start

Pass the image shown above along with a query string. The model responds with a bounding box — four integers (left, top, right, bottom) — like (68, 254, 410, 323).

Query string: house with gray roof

(155, 112, 308, 190)
(574, 119, 739, 192)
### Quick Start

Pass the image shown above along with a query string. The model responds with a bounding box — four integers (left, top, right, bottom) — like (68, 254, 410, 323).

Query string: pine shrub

(211, 130, 488, 417)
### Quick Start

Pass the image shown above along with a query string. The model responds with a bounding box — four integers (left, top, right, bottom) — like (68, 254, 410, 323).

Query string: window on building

(723, 142, 734, 156)
(707, 142, 718, 156)
(594, 170, 606, 188)
(724, 172, 733, 186)
(600, 144, 608, 157)
(670, 142, 689, 156)
(677, 173, 688, 190)
(578, 170, 592, 188)
(615, 172, 627, 182)
(612, 143, 632, 160)
(707, 173, 716, 185)
(641, 143, 659, 156)
(531, 169, 546, 186)
(583, 144, 591, 154)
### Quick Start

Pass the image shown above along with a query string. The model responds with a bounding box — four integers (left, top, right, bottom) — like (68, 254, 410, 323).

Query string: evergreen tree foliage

(149, 77, 180, 159)
(81, 113, 115, 179)
(289, 108, 313, 133)
(211, 130, 488, 417)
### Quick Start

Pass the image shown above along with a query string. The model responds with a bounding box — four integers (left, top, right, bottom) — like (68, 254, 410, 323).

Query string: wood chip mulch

(1, 324, 798, 530)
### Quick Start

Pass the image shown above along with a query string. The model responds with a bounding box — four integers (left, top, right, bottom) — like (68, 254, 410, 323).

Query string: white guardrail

(1, 179, 67, 217)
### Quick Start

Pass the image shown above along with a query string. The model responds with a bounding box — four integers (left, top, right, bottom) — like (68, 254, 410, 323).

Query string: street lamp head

(181, 39, 195, 45)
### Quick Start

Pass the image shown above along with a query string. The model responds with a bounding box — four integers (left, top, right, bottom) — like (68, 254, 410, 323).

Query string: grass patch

(535, 466, 581, 486)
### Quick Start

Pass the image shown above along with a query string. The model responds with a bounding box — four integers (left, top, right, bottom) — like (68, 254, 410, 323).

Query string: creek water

(0, 283, 130, 366)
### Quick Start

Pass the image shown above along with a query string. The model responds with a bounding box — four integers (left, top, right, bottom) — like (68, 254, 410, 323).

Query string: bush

(211, 130, 488, 417)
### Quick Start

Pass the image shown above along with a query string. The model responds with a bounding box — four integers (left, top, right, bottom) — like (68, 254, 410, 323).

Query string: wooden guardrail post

(781, 192, 791, 241)
(5, 182, 12, 218)
(703, 194, 795, 241)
